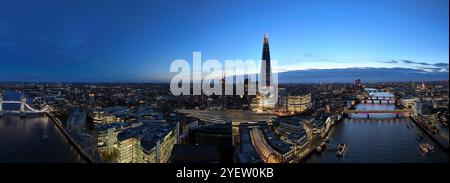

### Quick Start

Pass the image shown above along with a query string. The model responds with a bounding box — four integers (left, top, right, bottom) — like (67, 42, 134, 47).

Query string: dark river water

(0, 90, 82, 163)
(2, 89, 448, 163)
(307, 92, 449, 163)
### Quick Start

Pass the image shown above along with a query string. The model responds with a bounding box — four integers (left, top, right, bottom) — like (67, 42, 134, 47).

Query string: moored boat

(336, 143, 347, 157)
(325, 137, 330, 143)
(420, 143, 430, 155)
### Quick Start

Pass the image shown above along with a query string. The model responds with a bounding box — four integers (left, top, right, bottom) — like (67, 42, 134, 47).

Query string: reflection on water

(307, 103, 449, 163)
(0, 90, 82, 163)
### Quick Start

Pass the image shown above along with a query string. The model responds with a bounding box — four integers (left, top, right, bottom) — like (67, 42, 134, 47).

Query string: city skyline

(0, 0, 449, 82)
(0, 1, 449, 180)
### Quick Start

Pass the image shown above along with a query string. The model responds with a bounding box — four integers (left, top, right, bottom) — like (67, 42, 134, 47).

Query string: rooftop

(117, 122, 177, 154)
(170, 144, 221, 163)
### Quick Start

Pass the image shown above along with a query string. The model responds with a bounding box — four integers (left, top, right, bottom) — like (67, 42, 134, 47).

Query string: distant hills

(277, 67, 449, 83)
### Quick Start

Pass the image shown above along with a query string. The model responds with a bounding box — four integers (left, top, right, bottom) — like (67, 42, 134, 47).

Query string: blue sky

(0, 0, 448, 82)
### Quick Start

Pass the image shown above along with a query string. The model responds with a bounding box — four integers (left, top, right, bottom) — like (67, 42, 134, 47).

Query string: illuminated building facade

(116, 122, 178, 163)
(96, 122, 142, 159)
(287, 94, 312, 113)
(249, 128, 282, 163)
(253, 33, 278, 112)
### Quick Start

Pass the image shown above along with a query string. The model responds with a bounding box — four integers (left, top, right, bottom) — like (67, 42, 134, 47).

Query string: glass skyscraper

(260, 33, 272, 87)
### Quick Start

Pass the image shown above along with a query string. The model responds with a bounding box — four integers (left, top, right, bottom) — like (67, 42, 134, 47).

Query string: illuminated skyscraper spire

(260, 33, 272, 87)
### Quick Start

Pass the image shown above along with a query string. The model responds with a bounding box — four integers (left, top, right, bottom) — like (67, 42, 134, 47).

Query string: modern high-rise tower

(254, 33, 277, 110)
(260, 33, 272, 87)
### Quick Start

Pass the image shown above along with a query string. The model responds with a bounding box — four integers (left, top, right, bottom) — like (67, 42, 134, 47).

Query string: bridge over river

(344, 109, 412, 119)
(0, 93, 51, 116)
(306, 88, 448, 163)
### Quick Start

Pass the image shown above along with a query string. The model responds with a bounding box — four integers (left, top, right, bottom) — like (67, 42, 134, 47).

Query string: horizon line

(1, 79, 448, 85)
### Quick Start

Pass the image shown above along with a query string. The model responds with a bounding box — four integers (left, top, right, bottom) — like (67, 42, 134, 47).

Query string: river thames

(0, 90, 82, 163)
(306, 92, 449, 163)
(1, 90, 448, 163)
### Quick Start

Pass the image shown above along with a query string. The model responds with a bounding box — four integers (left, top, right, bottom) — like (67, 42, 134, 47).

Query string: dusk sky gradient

(0, 0, 448, 82)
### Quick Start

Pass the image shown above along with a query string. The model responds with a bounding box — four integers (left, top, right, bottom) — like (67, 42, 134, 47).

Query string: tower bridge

(0, 93, 51, 117)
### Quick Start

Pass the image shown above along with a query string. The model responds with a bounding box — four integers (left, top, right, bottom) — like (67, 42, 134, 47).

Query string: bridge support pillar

(0, 94, 3, 117)
(367, 114, 370, 119)
(396, 114, 399, 119)
(20, 95, 26, 117)
(0, 106, 2, 117)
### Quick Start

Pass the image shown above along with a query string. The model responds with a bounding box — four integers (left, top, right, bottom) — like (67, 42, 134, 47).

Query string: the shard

(260, 33, 272, 87)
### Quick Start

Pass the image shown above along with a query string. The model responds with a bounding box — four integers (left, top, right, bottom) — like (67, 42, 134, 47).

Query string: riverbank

(295, 115, 343, 162)
(306, 117, 449, 163)
(410, 115, 449, 150)
(306, 89, 448, 163)
(46, 112, 95, 163)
